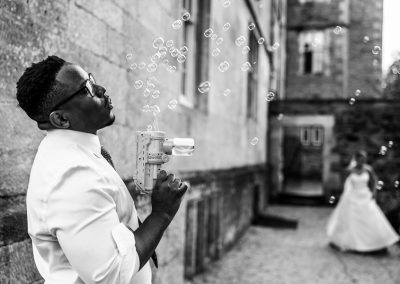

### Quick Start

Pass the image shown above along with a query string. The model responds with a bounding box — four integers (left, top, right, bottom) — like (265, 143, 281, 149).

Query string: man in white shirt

(16, 55, 188, 284)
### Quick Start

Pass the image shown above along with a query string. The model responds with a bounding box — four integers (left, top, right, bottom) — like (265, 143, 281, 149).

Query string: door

(283, 125, 324, 196)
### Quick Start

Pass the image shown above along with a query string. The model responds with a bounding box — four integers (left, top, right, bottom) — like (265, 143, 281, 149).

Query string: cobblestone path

(185, 205, 400, 284)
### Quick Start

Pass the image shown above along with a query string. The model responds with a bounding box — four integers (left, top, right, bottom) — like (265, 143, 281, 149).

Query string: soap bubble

(223, 23, 231, 31)
(147, 63, 157, 73)
(159, 45, 168, 53)
(142, 104, 151, 112)
(143, 88, 151, 97)
(177, 54, 186, 63)
(328, 196, 336, 204)
(166, 40, 174, 47)
(180, 46, 188, 54)
(363, 36, 370, 43)
(272, 42, 280, 50)
(242, 46, 250, 54)
(130, 63, 137, 70)
(211, 34, 218, 40)
(170, 48, 179, 57)
(257, 37, 265, 44)
(277, 113, 284, 120)
(223, 0, 231, 7)
(182, 11, 191, 21)
(126, 53, 133, 60)
(216, 37, 224, 45)
(250, 137, 259, 146)
(204, 28, 213, 38)
(241, 62, 251, 72)
(153, 37, 164, 49)
(388, 141, 394, 148)
(134, 80, 144, 89)
(222, 89, 231, 96)
(333, 26, 342, 34)
(376, 180, 384, 190)
(265, 91, 275, 102)
(349, 98, 355, 105)
(235, 36, 246, 47)
(354, 89, 361, 97)
(146, 125, 153, 131)
(172, 19, 183, 30)
(138, 62, 146, 69)
(167, 65, 177, 72)
(198, 81, 211, 93)
(394, 180, 399, 188)
(152, 90, 160, 99)
(248, 23, 256, 31)
(379, 145, 387, 155)
(151, 105, 161, 114)
(218, 61, 230, 72)
(150, 53, 161, 63)
(168, 99, 178, 109)
(212, 48, 221, 57)
(372, 46, 381, 55)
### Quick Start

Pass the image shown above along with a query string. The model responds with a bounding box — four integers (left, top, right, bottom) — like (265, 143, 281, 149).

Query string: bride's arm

(366, 165, 378, 198)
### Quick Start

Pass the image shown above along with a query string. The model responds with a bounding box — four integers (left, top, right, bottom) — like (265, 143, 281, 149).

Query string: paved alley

(185, 205, 400, 284)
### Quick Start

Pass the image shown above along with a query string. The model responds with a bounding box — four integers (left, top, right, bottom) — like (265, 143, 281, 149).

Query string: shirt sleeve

(48, 165, 140, 284)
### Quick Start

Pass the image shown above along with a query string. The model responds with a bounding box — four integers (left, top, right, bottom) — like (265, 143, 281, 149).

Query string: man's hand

(151, 170, 189, 221)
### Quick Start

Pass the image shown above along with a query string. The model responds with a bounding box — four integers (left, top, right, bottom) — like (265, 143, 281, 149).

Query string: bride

(327, 150, 399, 252)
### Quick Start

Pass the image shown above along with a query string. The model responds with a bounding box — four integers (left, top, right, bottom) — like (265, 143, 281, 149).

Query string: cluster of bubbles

(171, 11, 191, 30)
(349, 89, 361, 105)
(379, 140, 394, 156)
(376, 180, 384, 191)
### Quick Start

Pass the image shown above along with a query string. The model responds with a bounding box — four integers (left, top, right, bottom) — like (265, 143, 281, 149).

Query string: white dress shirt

(26, 129, 151, 284)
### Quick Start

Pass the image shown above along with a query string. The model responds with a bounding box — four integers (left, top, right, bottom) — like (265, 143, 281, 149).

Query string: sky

(382, 0, 400, 74)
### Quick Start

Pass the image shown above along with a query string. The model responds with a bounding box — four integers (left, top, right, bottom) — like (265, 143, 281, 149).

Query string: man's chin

(105, 113, 116, 127)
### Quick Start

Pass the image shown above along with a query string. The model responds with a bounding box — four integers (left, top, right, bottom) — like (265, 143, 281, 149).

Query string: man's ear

(48, 111, 70, 129)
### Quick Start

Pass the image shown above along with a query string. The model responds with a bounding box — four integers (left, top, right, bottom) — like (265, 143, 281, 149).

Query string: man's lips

(105, 98, 113, 109)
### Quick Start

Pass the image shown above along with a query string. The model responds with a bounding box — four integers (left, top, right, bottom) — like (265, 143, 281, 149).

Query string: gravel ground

(185, 205, 400, 284)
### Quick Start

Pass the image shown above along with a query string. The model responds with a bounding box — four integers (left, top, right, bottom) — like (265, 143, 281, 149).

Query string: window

(246, 30, 259, 119)
(300, 126, 324, 146)
(298, 30, 329, 75)
(179, 0, 197, 107)
(194, 0, 211, 112)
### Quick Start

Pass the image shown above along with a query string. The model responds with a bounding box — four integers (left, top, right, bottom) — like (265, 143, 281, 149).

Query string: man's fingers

(177, 181, 189, 198)
(155, 170, 168, 188)
(170, 178, 181, 190)
(166, 173, 175, 185)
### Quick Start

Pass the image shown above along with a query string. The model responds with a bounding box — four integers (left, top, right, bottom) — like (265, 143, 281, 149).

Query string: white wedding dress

(327, 171, 399, 251)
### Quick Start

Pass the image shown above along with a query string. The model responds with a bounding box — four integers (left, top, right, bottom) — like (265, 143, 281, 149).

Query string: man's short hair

(16, 55, 67, 122)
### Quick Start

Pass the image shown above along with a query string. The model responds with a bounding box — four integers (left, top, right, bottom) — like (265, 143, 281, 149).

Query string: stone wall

(0, 0, 274, 283)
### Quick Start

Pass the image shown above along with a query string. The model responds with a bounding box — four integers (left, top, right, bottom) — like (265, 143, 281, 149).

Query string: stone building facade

(268, 0, 385, 201)
(0, 0, 284, 283)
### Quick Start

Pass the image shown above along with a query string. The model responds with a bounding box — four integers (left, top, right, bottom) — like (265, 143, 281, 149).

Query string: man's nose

(94, 84, 107, 98)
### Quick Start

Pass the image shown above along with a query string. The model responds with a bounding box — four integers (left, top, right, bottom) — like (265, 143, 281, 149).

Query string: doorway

(283, 125, 324, 196)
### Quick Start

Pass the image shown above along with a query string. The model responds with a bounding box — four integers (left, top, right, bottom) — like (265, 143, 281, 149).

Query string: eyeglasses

(51, 73, 96, 112)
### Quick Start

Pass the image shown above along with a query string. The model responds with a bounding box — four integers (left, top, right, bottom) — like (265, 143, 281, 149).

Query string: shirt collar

(46, 129, 101, 156)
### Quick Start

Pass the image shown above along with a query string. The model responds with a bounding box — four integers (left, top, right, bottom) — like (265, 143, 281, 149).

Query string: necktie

(100, 146, 158, 268)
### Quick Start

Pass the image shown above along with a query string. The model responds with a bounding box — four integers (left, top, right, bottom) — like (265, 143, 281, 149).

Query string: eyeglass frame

(50, 73, 97, 113)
